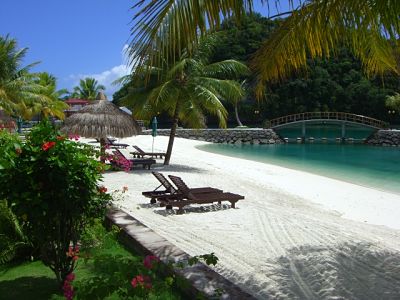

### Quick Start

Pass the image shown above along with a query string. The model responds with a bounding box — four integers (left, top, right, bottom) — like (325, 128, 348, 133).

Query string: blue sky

(0, 1, 295, 98)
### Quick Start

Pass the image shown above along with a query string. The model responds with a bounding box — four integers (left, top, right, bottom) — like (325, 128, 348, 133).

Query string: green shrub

(0, 200, 32, 264)
(0, 120, 111, 285)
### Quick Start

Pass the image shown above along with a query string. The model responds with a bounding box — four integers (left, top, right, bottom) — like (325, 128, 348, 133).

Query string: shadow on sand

(238, 242, 400, 300)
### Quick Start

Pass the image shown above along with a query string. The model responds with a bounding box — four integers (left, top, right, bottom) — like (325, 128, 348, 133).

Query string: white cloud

(67, 45, 132, 99)
(69, 64, 130, 99)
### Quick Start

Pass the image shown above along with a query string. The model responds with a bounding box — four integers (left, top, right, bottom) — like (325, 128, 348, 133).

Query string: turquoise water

(198, 143, 400, 195)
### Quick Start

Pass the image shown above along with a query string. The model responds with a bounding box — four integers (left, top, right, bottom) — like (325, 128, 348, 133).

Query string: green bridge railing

(267, 112, 388, 129)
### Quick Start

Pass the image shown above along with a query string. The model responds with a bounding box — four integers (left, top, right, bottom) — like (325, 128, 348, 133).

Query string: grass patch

(0, 220, 182, 299)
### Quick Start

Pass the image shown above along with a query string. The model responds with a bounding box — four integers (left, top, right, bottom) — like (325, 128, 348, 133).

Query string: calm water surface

(198, 143, 400, 195)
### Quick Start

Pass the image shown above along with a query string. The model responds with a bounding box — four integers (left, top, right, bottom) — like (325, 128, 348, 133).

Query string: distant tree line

(210, 14, 400, 125)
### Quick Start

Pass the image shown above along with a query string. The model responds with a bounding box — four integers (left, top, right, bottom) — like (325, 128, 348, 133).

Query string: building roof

(65, 99, 89, 105)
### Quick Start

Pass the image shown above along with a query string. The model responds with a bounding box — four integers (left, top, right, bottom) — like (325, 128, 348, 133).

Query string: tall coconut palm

(0, 35, 53, 115)
(72, 78, 106, 100)
(121, 51, 248, 165)
(129, 0, 400, 94)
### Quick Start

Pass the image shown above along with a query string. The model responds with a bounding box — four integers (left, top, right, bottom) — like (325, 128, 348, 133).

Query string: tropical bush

(0, 130, 30, 264)
(0, 200, 31, 264)
(0, 121, 111, 285)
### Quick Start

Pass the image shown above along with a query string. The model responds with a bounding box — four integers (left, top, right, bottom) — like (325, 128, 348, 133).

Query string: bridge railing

(267, 112, 388, 129)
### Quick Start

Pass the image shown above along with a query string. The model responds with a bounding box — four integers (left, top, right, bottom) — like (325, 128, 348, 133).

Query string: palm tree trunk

(164, 103, 179, 165)
(234, 102, 243, 127)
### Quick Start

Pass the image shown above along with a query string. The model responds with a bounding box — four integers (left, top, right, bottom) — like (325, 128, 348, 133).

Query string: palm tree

(0, 35, 53, 116)
(129, 0, 399, 94)
(72, 78, 106, 100)
(17, 72, 69, 120)
(121, 51, 248, 165)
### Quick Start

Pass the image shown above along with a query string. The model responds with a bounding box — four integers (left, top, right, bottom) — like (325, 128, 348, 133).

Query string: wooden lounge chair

(111, 150, 156, 170)
(131, 145, 166, 159)
(97, 137, 129, 149)
(142, 172, 222, 204)
(166, 175, 245, 214)
(106, 138, 129, 149)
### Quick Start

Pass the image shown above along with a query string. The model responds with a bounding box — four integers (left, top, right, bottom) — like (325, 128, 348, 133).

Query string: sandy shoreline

(101, 135, 400, 299)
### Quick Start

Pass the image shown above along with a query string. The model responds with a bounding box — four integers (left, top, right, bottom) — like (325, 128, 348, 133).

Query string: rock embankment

(142, 128, 284, 144)
(365, 130, 400, 147)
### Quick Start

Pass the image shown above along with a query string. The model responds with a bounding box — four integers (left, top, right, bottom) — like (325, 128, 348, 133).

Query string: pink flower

(131, 274, 152, 289)
(111, 154, 132, 172)
(63, 273, 75, 300)
(66, 273, 75, 281)
(66, 245, 80, 261)
(131, 274, 144, 288)
(143, 255, 159, 269)
(42, 141, 56, 151)
(68, 134, 80, 141)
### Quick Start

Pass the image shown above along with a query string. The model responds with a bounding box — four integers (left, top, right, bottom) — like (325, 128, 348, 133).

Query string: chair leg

(230, 201, 237, 208)
(218, 201, 222, 205)
(150, 198, 156, 204)
(177, 206, 184, 214)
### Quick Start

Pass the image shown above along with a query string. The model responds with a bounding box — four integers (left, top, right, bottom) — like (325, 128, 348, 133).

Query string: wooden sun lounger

(131, 145, 166, 159)
(107, 138, 129, 149)
(167, 175, 244, 214)
(97, 137, 129, 149)
(142, 172, 222, 204)
(112, 150, 156, 170)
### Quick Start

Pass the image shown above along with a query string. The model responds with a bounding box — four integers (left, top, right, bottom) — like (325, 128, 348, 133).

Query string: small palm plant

(0, 200, 31, 264)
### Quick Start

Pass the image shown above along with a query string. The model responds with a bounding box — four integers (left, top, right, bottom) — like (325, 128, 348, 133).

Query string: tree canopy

(129, 0, 400, 97)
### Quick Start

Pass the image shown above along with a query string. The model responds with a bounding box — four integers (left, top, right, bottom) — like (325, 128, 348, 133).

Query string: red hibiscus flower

(42, 141, 56, 151)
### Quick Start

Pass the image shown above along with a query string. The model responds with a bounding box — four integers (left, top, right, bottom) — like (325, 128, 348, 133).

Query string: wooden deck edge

(105, 206, 256, 300)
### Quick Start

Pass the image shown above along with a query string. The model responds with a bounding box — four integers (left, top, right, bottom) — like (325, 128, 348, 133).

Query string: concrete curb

(106, 207, 256, 300)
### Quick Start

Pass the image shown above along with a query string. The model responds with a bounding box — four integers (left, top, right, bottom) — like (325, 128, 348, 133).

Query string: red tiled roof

(65, 99, 89, 105)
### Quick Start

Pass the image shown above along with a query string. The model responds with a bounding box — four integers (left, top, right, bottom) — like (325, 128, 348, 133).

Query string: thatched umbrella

(61, 92, 141, 161)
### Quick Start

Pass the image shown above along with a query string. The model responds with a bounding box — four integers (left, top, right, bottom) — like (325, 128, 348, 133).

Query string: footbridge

(266, 112, 388, 142)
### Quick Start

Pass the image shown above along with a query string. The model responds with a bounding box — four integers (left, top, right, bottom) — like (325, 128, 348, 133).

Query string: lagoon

(198, 142, 400, 195)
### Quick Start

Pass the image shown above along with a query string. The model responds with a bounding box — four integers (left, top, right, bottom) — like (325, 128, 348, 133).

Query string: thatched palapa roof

(61, 92, 140, 138)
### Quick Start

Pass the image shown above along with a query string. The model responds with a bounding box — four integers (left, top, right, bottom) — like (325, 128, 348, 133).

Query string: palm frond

(129, 0, 253, 71)
(202, 59, 249, 79)
(251, 0, 400, 97)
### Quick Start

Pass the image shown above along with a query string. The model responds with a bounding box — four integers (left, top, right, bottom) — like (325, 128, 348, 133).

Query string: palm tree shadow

(0, 276, 60, 299)
(243, 242, 400, 300)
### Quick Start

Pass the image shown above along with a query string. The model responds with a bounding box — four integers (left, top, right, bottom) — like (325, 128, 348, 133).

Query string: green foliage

(207, 15, 400, 125)
(0, 129, 21, 170)
(0, 120, 111, 284)
(0, 35, 66, 120)
(0, 200, 31, 265)
(71, 77, 106, 100)
(386, 93, 400, 112)
(211, 13, 280, 64)
(262, 49, 400, 122)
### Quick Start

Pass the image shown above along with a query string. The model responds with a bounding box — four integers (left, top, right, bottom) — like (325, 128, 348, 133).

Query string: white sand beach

(101, 136, 400, 299)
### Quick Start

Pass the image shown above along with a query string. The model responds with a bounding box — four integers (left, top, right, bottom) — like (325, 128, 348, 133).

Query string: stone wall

(142, 128, 284, 144)
(365, 130, 400, 147)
